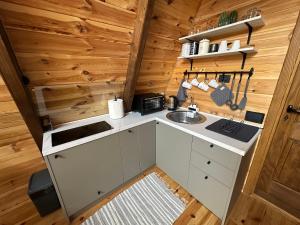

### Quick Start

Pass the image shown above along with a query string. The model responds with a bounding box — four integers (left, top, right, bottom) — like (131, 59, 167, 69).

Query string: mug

(191, 78, 200, 87)
(218, 40, 228, 52)
(208, 79, 219, 88)
(198, 81, 209, 91)
(182, 80, 192, 89)
(231, 40, 240, 51)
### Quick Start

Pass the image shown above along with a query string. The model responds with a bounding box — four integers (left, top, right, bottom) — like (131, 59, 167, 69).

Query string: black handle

(210, 144, 214, 148)
(97, 190, 103, 195)
(54, 154, 62, 159)
(204, 176, 208, 180)
(287, 105, 300, 114)
(156, 122, 159, 125)
(128, 129, 132, 133)
(207, 161, 211, 165)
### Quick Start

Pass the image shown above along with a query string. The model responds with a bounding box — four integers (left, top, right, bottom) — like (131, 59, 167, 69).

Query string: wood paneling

(123, 0, 155, 111)
(0, 74, 46, 224)
(135, 0, 202, 94)
(0, 22, 43, 149)
(164, 0, 300, 120)
(0, 0, 137, 125)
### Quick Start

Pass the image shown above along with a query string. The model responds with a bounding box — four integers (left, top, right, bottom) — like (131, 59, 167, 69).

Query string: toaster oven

(132, 93, 165, 115)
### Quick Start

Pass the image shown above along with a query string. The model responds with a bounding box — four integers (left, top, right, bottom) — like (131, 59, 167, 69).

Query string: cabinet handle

(97, 190, 103, 195)
(204, 176, 208, 180)
(207, 161, 211, 165)
(210, 144, 214, 148)
(54, 154, 62, 159)
(156, 122, 159, 124)
(128, 129, 132, 133)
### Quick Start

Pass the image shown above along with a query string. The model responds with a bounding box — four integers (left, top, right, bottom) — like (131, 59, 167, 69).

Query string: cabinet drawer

(192, 137, 240, 171)
(188, 165, 230, 219)
(190, 151, 235, 187)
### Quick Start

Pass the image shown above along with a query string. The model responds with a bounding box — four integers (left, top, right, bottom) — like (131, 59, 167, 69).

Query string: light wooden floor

(18, 166, 300, 225)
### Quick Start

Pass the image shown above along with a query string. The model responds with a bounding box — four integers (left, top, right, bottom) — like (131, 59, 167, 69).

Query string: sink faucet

(187, 96, 199, 118)
(188, 96, 198, 112)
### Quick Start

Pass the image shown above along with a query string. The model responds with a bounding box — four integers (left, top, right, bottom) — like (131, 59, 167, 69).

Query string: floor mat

(81, 173, 186, 225)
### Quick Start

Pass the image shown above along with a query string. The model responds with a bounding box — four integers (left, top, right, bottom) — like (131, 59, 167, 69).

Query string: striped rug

(81, 173, 186, 225)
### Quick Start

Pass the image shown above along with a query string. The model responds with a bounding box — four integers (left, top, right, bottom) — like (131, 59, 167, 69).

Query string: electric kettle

(168, 96, 178, 111)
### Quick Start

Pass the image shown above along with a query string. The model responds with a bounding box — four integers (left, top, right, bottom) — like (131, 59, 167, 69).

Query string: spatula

(238, 74, 251, 110)
(230, 73, 242, 111)
(226, 73, 236, 106)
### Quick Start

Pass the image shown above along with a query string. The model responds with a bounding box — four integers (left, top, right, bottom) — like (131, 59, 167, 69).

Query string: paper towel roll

(108, 98, 124, 119)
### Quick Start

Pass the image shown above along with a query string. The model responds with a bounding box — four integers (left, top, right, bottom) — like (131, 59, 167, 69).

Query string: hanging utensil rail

(183, 67, 254, 77)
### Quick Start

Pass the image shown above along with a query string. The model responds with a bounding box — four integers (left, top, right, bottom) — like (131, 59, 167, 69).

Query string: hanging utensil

(238, 73, 252, 110)
(226, 73, 236, 106)
(230, 73, 243, 110)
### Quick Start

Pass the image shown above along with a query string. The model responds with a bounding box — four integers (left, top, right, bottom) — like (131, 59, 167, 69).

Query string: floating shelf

(178, 47, 256, 60)
(179, 16, 264, 43)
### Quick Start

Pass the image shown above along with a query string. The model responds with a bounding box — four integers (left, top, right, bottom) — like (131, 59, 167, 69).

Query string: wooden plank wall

(135, 0, 202, 94)
(0, 74, 48, 224)
(164, 0, 300, 120)
(0, 0, 138, 125)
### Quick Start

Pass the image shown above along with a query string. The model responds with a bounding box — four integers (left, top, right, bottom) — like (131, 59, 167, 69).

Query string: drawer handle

(54, 154, 62, 159)
(97, 190, 104, 195)
(207, 161, 211, 165)
(210, 144, 214, 148)
(128, 129, 132, 133)
(204, 176, 208, 180)
(156, 122, 159, 124)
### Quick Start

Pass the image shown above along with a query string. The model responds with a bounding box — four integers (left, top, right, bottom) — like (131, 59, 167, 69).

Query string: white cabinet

(188, 164, 230, 218)
(120, 122, 156, 182)
(156, 122, 192, 188)
(188, 136, 250, 224)
(47, 134, 123, 216)
(46, 119, 252, 224)
(47, 122, 156, 217)
(119, 127, 141, 181)
(139, 121, 156, 171)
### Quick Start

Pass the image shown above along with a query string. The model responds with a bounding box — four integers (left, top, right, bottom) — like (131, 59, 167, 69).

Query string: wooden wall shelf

(178, 47, 256, 60)
(179, 15, 264, 43)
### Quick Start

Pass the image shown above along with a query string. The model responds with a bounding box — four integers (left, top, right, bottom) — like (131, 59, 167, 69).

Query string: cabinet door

(48, 134, 123, 216)
(139, 121, 156, 171)
(188, 165, 230, 219)
(156, 122, 192, 188)
(119, 127, 141, 181)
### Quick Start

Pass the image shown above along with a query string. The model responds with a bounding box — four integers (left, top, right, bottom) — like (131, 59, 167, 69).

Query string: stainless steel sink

(166, 111, 207, 124)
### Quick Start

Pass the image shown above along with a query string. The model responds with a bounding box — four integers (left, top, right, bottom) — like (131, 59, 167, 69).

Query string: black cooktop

(205, 119, 259, 142)
(51, 121, 113, 147)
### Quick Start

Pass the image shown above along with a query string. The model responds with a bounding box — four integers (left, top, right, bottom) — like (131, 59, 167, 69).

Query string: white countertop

(42, 109, 262, 157)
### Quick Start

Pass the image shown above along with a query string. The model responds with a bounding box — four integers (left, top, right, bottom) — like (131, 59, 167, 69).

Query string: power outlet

(218, 74, 231, 83)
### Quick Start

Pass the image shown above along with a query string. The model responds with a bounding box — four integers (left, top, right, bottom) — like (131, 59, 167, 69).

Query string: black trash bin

(28, 168, 61, 217)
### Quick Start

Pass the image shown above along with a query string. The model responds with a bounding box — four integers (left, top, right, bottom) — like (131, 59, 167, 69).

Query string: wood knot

(76, 24, 88, 33)
(190, 214, 196, 218)
(82, 70, 90, 75)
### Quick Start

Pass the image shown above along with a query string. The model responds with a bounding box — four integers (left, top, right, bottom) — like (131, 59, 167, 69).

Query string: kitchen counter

(42, 110, 262, 157)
